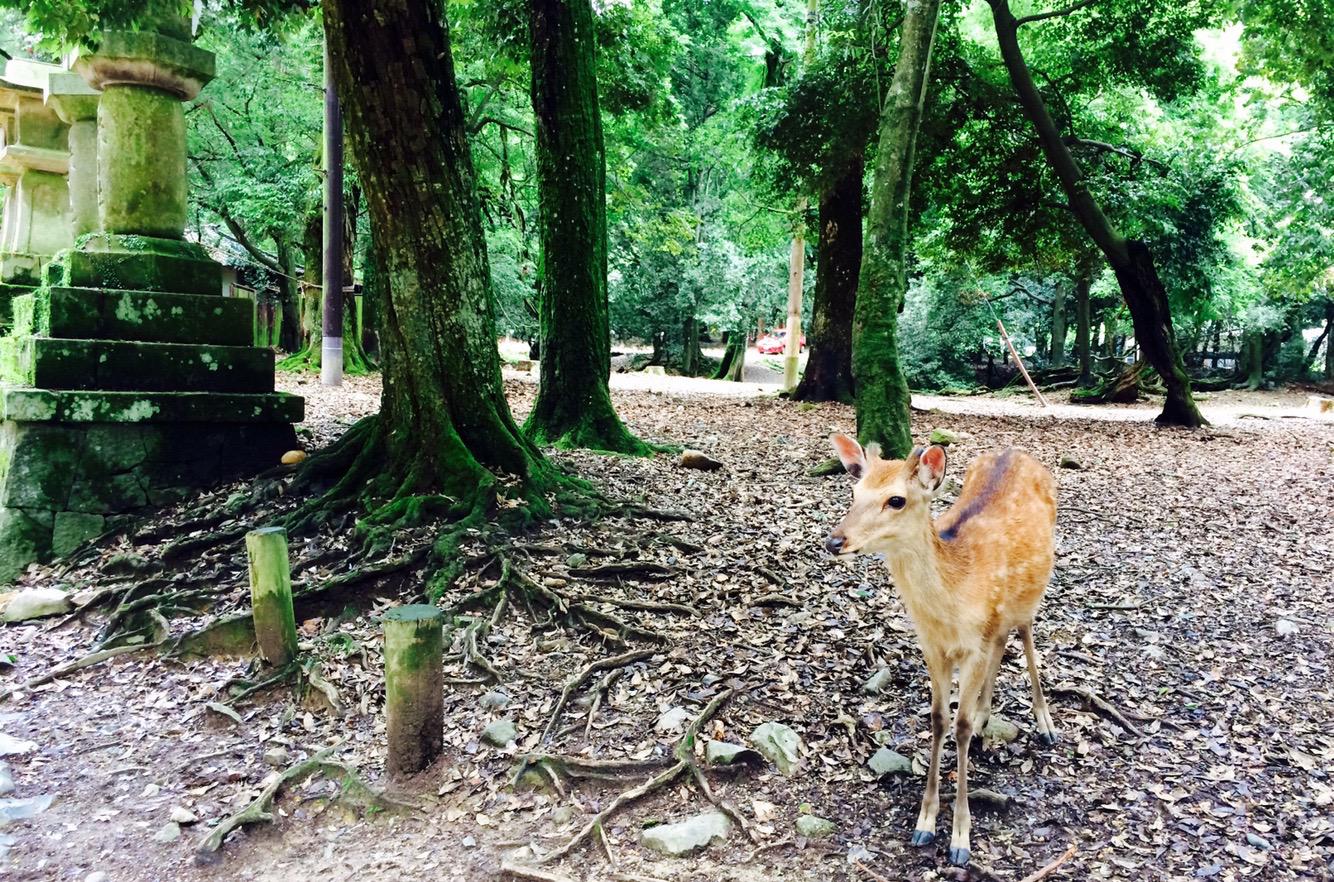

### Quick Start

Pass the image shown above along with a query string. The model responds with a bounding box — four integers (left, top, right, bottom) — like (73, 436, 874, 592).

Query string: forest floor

(1, 371, 1331, 882)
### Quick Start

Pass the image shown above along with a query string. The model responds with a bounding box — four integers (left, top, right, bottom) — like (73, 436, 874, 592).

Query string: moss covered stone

(1, 424, 79, 509)
(21, 338, 274, 394)
(1, 390, 302, 424)
(49, 241, 223, 297)
(0, 506, 53, 583)
(51, 510, 105, 556)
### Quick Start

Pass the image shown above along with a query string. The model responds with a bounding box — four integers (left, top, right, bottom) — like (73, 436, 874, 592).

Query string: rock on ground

(749, 722, 802, 776)
(868, 747, 912, 776)
(2, 588, 70, 622)
(481, 719, 516, 747)
(640, 811, 732, 856)
(795, 814, 837, 838)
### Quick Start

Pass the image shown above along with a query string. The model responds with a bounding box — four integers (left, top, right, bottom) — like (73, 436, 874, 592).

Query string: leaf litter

(0, 373, 1329, 881)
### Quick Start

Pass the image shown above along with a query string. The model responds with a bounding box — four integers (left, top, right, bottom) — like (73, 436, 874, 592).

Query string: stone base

(0, 282, 35, 330)
(46, 234, 222, 296)
(0, 417, 298, 581)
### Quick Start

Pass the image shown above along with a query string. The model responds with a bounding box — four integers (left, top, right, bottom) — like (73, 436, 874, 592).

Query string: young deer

(826, 436, 1057, 866)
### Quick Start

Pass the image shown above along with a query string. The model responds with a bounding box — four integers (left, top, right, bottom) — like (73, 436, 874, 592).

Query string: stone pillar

(0, 24, 302, 583)
(55, 25, 222, 296)
(0, 60, 73, 290)
(44, 71, 100, 240)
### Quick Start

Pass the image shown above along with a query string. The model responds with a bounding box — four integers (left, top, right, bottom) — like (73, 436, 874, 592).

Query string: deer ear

(830, 434, 866, 480)
(915, 445, 947, 492)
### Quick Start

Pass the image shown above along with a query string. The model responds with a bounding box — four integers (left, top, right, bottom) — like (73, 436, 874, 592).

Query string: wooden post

(245, 527, 298, 667)
(996, 318, 1050, 407)
(383, 604, 445, 777)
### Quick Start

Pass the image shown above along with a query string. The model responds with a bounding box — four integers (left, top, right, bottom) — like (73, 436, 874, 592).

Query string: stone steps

(12, 286, 252, 345)
(1, 336, 275, 393)
(1, 388, 303, 424)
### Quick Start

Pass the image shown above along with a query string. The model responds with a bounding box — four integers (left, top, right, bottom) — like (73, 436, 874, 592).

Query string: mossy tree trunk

(277, 239, 301, 352)
(320, 0, 552, 512)
(712, 330, 747, 381)
(280, 196, 370, 375)
(852, 0, 941, 457)
(988, 0, 1205, 427)
(1049, 279, 1067, 367)
(1074, 254, 1094, 386)
(796, 155, 862, 403)
(523, 0, 647, 454)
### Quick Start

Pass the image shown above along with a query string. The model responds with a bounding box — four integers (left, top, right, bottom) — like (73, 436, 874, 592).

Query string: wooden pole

(245, 527, 298, 667)
(996, 318, 1050, 407)
(383, 604, 445, 777)
(783, 225, 805, 391)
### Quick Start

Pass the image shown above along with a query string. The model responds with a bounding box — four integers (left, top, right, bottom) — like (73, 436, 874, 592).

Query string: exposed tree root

(194, 743, 400, 862)
(568, 562, 676, 581)
(0, 641, 161, 701)
(500, 863, 576, 882)
(1051, 684, 1146, 738)
(575, 594, 700, 618)
(534, 688, 751, 865)
(538, 647, 658, 745)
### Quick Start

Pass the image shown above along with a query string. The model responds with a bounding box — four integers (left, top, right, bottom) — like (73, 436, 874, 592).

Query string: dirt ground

(1, 371, 1331, 882)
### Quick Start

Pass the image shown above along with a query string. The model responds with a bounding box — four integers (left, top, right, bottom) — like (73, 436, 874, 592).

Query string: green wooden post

(245, 526, 298, 667)
(383, 604, 445, 777)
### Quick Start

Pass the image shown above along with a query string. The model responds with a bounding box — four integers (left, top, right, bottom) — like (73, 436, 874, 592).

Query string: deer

(825, 436, 1058, 867)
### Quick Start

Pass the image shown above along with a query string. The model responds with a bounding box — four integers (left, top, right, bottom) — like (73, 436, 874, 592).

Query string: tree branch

(190, 158, 283, 274)
(1063, 137, 1169, 173)
(1015, 0, 1099, 27)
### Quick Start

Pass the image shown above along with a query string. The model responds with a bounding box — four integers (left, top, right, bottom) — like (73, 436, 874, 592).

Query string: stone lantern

(0, 23, 302, 581)
(0, 59, 74, 317)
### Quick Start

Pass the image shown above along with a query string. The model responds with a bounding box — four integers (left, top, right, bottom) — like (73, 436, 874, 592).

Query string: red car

(756, 328, 806, 354)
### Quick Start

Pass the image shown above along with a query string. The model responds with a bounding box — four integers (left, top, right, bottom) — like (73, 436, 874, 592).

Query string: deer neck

(886, 518, 960, 642)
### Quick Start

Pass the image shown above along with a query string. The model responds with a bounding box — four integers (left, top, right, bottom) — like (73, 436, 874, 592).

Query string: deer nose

(825, 533, 846, 555)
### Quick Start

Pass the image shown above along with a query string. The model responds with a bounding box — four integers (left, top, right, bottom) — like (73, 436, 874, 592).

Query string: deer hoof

(1038, 731, 1060, 746)
(948, 847, 971, 866)
(910, 830, 935, 847)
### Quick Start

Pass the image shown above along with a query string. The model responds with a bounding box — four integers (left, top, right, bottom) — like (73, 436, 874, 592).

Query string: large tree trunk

(852, 0, 941, 457)
(988, 0, 1205, 427)
(795, 155, 862, 403)
(1074, 256, 1093, 386)
(321, 0, 549, 508)
(1049, 278, 1067, 368)
(1326, 303, 1334, 380)
(523, 0, 645, 453)
(276, 239, 301, 352)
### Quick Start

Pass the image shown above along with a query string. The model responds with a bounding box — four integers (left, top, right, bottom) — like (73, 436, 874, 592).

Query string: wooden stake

(245, 527, 298, 667)
(996, 318, 1050, 407)
(383, 604, 445, 777)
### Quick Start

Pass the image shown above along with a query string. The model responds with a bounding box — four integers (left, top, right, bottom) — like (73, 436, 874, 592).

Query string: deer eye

(885, 496, 906, 511)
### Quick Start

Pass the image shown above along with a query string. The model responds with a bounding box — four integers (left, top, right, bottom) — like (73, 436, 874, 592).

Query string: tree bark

(795, 155, 862, 403)
(1074, 256, 1093, 386)
(523, 0, 645, 453)
(321, 0, 550, 507)
(276, 239, 301, 352)
(988, 0, 1205, 427)
(1326, 303, 1334, 380)
(1049, 278, 1067, 367)
(852, 0, 941, 457)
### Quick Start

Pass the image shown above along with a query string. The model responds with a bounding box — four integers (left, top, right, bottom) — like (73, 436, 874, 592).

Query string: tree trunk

(852, 0, 941, 457)
(1326, 303, 1334, 380)
(321, 0, 550, 509)
(795, 155, 862, 403)
(681, 314, 702, 376)
(1244, 331, 1264, 390)
(523, 0, 645, 453)
(712, 331, 747, 382)
(1074, 257, 1093, 386)
(277, 239, 301, 352)
(988, 0, 1205, 427)
(1049, 278, 1067, 368)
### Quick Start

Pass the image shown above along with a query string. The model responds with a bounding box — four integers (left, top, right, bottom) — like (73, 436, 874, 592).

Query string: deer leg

(1019, 623, 1058, 745)
(911, 651, 951, 847)
(949, 653, 990, 867)
(975, 635, 1007, 737)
